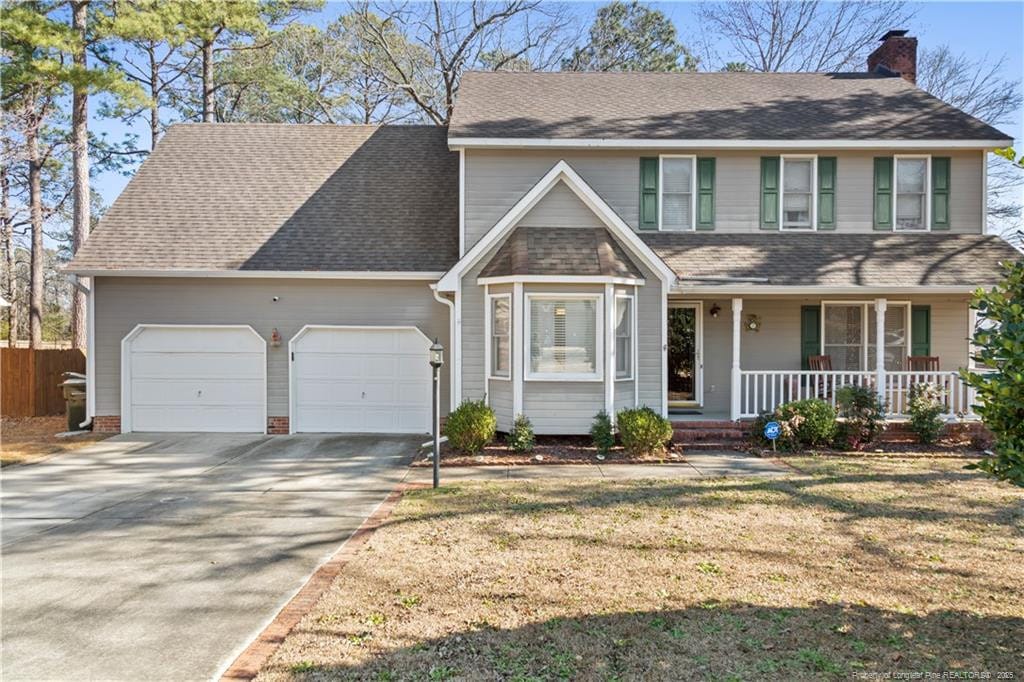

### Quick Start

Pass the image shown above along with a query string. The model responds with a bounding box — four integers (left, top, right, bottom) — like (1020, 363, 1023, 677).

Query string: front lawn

(257, 457, 1023, 680)
(1, 416, 111, 466)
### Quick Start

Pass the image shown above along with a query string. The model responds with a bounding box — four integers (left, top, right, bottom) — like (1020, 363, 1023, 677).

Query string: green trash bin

(61, 373, 87, 432)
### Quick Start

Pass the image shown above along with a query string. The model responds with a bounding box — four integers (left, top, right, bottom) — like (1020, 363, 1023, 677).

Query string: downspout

(68, 274, 93, 430)
(430, 283, 455, 412)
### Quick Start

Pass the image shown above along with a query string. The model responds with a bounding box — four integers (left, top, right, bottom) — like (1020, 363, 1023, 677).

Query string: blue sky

(91, 0, 1024, 209)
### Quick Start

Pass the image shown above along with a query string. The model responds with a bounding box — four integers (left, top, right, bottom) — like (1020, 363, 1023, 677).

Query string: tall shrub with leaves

(962, 260, 1024, 487)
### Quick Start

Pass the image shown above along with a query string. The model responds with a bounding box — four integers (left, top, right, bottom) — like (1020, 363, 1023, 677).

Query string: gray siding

(464, 149, 986, 248)
(695, 295, 972, 414)
(489, 379, 513, 431)
(524, 382, 605, 435)
(94, 277, 450, 418)
(614, 381, 635, 412)
(518, 182, 604, 228)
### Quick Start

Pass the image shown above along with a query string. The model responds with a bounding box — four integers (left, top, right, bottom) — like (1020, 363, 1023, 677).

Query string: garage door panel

(131, 352, 263, 379)
(125, 327, 265, 433)
(132, 405, 264, 432)
(292, 327, 431, 434)
(131, 378, 264, 406)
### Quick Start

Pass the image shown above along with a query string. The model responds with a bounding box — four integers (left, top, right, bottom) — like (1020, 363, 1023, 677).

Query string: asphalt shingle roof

(450, 72, 1012, 142)
(479, 227, 643, 279)
(640, 233, 1021, 287)
(69, 123, 459, 273)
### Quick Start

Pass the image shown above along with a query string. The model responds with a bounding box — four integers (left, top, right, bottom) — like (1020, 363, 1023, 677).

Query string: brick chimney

(867, 30, 917, 84)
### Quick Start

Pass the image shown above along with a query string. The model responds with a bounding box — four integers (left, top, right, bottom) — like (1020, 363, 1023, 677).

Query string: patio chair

(906, 356, 940, 372)
(807, 355, 833, 400)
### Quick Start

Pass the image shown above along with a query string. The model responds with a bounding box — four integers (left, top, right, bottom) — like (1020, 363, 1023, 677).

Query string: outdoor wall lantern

(270, 328, 282, 347)
(745, 314, 762, 332)
(429, 338, 444, 488)
(709, 303, 721, 319)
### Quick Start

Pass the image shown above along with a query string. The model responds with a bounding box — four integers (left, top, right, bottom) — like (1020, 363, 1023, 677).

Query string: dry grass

(257, 457, 1023, 681)
(0, 416, 110, 466)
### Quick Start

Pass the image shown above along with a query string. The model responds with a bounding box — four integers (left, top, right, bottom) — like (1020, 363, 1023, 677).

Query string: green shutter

(932, 157, 951, 230)
(639, 157, 658, 230)
(696, 157, 715, 230)
(800, 305, 821, 370)
(873, 157, 893, 230)
(817, 157, 837, 230)
(911, 306, 931, 356)
(760, 157, 780, 230)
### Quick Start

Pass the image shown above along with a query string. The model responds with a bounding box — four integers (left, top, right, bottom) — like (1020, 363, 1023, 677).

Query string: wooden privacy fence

(1, 349, 86, 418)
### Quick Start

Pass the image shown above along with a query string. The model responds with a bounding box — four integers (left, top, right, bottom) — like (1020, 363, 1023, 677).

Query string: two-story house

(69, 31, 1021, 436)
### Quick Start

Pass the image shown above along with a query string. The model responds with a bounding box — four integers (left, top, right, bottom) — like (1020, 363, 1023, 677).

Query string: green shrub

(907, 382, 946, 445)
(962, 260, 1024, 487)
(751, 399, 837, 451)
(590, 410, 615, 455)
(444, 400, 496, 454)
(616, 406, 673, 457)
(506, 413, 535, 453)
(834, 385, 887, 450)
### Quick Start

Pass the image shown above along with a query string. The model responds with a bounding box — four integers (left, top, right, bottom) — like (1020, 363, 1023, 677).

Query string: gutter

(430, 284, 456, 412)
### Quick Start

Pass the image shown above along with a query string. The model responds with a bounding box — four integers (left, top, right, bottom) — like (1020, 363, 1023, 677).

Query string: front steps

(671, 419, 749, 450)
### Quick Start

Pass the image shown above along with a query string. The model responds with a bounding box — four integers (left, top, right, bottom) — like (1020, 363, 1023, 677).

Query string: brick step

(673, 428, 747, 443)
(683, 441, 749, 451)
(671, 420, 740, 429)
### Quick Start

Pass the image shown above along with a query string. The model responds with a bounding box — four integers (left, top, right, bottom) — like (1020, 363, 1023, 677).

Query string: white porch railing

(738, 370, 983, 420)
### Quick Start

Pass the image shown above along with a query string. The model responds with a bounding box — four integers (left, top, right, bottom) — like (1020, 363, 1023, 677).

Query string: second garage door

(291, 326, 432, 434)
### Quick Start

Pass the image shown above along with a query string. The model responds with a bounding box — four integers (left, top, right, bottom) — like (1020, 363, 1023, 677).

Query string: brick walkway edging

(219, 481, 428, 681)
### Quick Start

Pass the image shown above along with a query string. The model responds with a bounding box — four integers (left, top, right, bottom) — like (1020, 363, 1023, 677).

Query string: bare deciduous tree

(353, 0, 578, 125)
(917, 46, 1023, 232)
(696, 0, 914, 72)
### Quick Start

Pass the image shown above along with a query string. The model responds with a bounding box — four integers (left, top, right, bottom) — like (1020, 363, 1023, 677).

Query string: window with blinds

(490, 295, 510, 378)
(615, 296, 632, 379)
(824, 302, 911, 371)
(528, 297, 599, 378)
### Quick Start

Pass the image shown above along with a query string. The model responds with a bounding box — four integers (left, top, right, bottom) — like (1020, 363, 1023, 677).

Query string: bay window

(615, 295, 633, 379)
(822, 302, 911, 371)
(894, 156, 929, 231)
(660, 156, 695, 231)
(527, 295, 601, 380)
(781, 156, 815, 229)
(488, 294, 510, 379)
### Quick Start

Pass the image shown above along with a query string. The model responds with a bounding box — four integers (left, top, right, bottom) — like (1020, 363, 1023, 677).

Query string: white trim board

(672, 284, 980, 295)
(478, 275, 645, 286)
(449, 138, 1009, 150)
(436, 159, 677, 292)
(67, 269, 445, 280)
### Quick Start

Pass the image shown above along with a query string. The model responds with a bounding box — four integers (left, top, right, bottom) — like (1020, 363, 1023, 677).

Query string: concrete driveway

(1, 432, 418, 681)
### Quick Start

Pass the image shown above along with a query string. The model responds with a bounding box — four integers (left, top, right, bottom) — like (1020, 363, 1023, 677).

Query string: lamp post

(429, 338, 444, 489)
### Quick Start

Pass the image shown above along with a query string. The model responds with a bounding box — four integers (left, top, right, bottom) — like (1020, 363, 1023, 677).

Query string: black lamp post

(429, 338, 444, 489)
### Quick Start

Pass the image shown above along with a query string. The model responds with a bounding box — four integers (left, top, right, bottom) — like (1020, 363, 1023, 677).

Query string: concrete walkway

(406, 450, 789, 482)
(1, 433, 417, 682)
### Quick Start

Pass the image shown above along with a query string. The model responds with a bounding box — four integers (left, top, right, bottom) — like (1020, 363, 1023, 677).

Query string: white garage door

(123, 326, 266, 432)
(291, 326, 431, 434)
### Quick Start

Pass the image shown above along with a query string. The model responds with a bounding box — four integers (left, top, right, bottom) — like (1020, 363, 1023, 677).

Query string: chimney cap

(880, 29, 910, 40)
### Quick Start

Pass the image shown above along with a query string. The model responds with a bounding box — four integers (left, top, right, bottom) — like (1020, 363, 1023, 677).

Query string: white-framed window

(526, 294, 603, 381)
(894, 155, 930, 231)
(780, 155, 817, 230)
(488, 293, 511, 379)
(614, 294, 633, 380)
(659, 155, 696, 231)
(822, 301, 911, 371)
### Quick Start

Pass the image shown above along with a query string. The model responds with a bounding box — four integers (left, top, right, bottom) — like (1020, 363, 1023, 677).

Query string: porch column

(512, 282, 524, 417)
(730, 298, 743, 421)
(604, 283, 615, 421)
(875, 298, 887, 408)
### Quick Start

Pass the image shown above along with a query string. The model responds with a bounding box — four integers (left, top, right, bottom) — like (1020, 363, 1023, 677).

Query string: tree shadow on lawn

(270, 602, 1023, 680)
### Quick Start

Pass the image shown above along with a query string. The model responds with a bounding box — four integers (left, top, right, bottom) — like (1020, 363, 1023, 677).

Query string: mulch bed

(410, 435, 687, 467)
(749, 436, 989, 460)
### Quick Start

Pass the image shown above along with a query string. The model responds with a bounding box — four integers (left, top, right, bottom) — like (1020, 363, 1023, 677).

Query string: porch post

(512, 282, 524, 417)
(874, 298, 887, 408)
(730, 298, 743, 421)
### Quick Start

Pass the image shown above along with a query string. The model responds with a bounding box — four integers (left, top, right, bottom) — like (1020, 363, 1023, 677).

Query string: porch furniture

(906, 356, 940, 372)
(808, 355, 832, 371)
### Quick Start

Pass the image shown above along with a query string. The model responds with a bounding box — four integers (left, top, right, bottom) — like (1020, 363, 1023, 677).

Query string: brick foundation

(93, 415, 121, 433)
(267, 416, 290, 434)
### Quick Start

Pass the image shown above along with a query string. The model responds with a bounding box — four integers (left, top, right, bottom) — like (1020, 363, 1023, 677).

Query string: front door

(667, 302, 703, 407)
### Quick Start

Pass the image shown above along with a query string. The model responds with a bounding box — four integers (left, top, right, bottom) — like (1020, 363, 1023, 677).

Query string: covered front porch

(665, 293, 981, 422)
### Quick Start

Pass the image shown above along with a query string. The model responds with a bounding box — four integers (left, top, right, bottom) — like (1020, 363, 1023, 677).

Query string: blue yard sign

(764, 421, 781, 441)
